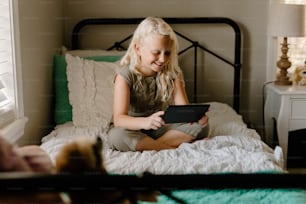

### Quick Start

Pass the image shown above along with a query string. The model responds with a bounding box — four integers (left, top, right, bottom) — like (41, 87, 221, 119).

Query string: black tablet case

(163, 104, 210, 123)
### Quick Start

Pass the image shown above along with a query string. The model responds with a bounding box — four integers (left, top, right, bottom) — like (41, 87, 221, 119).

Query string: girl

(107, 17, 209, 151)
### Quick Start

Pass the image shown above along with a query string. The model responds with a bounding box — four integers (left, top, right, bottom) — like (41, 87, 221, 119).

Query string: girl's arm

(113, 74, 164, 130)
(172, 73, 189, 105)
(173, 73, 209, 126)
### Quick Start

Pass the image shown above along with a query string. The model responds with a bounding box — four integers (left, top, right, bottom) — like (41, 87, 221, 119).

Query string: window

(287, 37, 306, 73)
(0, 0, 27, 143)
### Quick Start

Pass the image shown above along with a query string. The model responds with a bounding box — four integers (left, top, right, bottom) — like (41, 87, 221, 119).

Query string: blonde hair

(120, 16, 182, 102)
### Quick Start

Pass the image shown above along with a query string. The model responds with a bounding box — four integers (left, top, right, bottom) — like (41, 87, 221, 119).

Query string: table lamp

(268, 1, 305, 85)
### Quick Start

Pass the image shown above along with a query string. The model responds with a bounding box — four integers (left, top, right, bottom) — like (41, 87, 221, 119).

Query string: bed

(33, 17, 306, 203)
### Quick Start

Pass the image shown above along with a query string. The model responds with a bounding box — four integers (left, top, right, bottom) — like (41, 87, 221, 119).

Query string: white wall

(17, 0, 64, 145)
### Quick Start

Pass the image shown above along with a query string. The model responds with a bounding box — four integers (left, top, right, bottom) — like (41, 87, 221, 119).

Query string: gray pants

(106, 123, 209, 151)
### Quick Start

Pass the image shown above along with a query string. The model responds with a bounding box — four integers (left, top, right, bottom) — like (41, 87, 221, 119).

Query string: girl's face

(135, 34, 171, 76)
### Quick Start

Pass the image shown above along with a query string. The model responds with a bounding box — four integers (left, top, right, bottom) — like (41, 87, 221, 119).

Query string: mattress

(41, 102, 284, 175)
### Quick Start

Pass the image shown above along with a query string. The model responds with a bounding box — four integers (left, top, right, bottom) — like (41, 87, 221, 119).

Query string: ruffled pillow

(65, 53, 118, 129)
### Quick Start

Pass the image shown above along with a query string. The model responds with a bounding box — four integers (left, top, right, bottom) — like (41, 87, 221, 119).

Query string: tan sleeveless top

(117, 68, 170, 117)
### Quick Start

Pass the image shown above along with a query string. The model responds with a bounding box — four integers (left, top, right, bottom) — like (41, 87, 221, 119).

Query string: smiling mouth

(154, 62, 164, 67)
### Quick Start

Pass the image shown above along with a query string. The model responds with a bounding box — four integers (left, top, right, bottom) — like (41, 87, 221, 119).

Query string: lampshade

(268, 1, 305, 37)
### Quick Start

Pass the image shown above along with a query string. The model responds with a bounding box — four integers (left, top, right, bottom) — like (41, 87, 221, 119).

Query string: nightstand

(264, 83, 306, 168)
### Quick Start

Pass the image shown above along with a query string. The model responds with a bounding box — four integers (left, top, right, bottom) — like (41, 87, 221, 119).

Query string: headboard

(70, 17, 242, 113)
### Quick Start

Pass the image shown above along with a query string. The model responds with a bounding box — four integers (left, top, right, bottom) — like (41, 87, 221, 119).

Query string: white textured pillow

(61, 46, 125, 57)
(65, 53, 118, 129)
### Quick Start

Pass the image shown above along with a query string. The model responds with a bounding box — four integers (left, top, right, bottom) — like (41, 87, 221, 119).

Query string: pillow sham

(65, 49, 125, 58)
(65, 54, 118, 129)
(53, 52, 124, 125)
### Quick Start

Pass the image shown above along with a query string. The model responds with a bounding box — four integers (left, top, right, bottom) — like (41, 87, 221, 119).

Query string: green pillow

(53, 54, 122, 125)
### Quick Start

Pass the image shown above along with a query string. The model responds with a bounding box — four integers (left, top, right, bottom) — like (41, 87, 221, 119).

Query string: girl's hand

(143, 111, 165, 130)
(198, 114, 209, 127)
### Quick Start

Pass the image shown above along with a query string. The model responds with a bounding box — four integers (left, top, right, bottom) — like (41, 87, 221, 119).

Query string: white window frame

(0, 0, 27, 143)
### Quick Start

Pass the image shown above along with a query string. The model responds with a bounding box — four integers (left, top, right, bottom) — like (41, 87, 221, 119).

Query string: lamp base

(274, 80, 292, 86)
(275, 37, 292, 86)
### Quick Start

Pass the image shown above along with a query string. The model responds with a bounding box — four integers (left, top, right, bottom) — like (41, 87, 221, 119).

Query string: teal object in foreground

(139, 189, 306, 204)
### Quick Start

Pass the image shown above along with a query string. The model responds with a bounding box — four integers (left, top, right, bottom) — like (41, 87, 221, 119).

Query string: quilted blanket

(41, 102, 284, 175)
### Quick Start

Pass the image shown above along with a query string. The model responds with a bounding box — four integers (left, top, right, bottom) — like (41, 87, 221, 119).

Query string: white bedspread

(40, 102, 284, 174)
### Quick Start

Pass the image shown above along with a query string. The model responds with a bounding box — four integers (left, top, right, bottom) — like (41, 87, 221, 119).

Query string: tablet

(162, 104, 210, 123)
